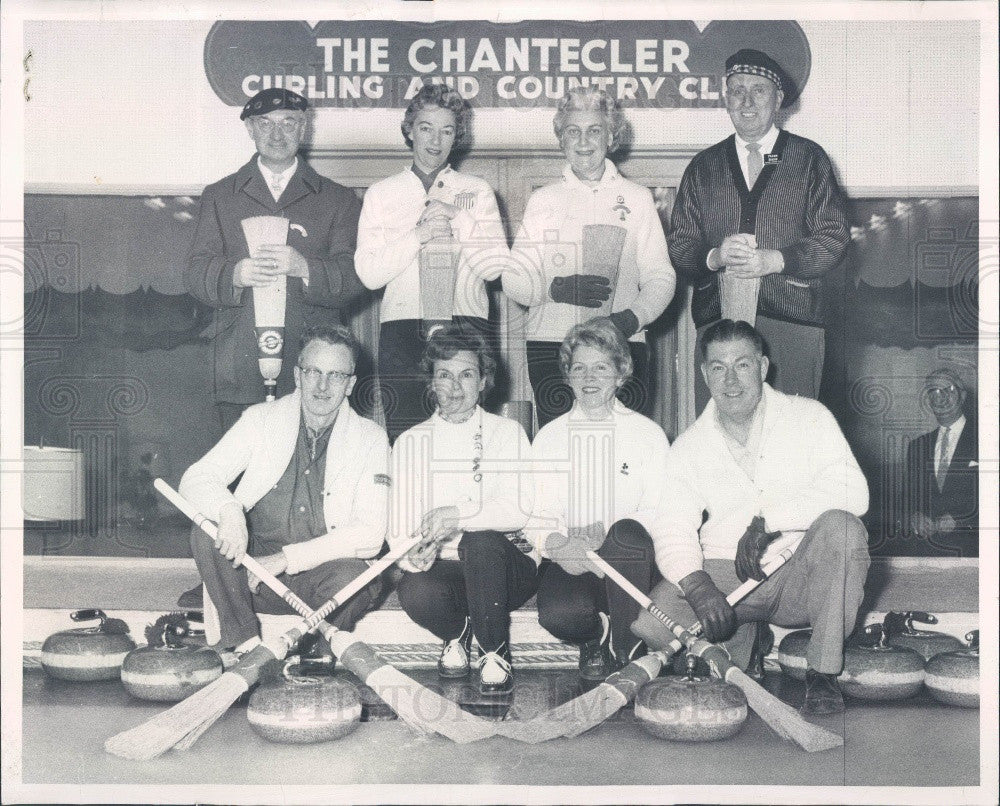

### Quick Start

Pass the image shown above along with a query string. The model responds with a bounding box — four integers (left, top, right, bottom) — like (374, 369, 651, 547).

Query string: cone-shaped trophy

(241, 216, 290, 401)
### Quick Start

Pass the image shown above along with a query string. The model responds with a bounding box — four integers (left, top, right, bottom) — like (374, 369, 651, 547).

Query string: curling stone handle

(904, 610, 937, 627)
(181, 610, 206, 636)
(861, 623, 887, 647)
(71, 609, 107, 626)
(683, 653, 699, 681)
(163, 621, 190, 649)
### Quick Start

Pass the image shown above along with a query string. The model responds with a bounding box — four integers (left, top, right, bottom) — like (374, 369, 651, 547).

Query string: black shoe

(177, 583, 204, 608)
(747, 622, 774, 681)
(476, 642, 514, 696)
(802, 668, 845, 715)
(579, 613, 619, 683)
(438, 617, 473, 678)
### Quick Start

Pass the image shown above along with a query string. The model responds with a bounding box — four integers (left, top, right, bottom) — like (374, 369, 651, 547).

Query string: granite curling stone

(121, 613, 223, 701)
(925, 630, 979, 708)
(883, 611, 965, 662)
(635, 655, 748, 742)
(839, 624, 924, 701)
(776, 629, 811, 681)
(40, 609, 137, 682)
(247, 661, 362, 744)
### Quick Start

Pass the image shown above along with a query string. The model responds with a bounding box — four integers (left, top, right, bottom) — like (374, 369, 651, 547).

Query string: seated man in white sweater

(179, 325, 390, 661)
(634, 319, 870, 715)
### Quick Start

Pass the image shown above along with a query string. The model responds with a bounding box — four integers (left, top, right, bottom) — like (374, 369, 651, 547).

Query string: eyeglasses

(298, 366, 353, 385)
(927, 385, 958, 397)
(251, 116, 303, 133)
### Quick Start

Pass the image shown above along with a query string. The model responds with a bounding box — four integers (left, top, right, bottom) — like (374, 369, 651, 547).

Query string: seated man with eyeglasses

(179, 325, 390, 660)
(185, 87, 366, 435)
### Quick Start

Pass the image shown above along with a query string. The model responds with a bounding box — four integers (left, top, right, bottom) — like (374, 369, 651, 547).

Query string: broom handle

(659, 549, 793, 655)
(154, 479, 422, 628)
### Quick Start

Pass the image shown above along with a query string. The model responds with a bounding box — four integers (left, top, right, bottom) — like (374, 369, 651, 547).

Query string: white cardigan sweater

(649, 383, 869, 585)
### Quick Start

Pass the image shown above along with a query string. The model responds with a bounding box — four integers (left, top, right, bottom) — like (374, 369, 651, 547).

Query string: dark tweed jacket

(185, 156, 364, 404)
(668, 131, 849, 328)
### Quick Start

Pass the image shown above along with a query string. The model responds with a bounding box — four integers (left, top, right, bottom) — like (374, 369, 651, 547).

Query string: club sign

(204, 20, 810, 109)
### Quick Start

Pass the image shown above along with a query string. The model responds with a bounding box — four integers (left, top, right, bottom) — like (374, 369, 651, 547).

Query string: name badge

(764, 153, 781, 166)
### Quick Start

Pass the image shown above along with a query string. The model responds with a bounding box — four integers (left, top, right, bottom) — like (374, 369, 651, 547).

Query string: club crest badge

(257, 328, 283, 356)
(612, 196, 631, 222)
(454, 191, 476, 211)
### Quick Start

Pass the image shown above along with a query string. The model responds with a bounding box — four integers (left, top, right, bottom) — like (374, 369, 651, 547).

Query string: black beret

(240, 88, 309, 121)
(725, 49, 786, 95)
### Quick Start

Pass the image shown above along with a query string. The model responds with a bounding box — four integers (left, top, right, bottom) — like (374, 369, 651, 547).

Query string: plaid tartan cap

(725, 49, 785, 94)
(241, 88, 309, 120)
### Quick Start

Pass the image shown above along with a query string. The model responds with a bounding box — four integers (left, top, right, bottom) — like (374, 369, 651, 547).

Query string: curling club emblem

(612, 196, 631, 222)
(257, 328, 283, 356)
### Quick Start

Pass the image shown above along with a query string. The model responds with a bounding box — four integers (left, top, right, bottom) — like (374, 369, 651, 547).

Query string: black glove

(734, 515, 781, 583)
(608, 309, 639, 338)
(679, 570, 737, 643)
(549, 274, 612, 308)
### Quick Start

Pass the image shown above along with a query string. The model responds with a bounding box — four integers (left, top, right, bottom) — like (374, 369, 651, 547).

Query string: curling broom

(496, 550, 792, 744)
(587, 551, 844, 753)
(154, 480, 497, 746)
(104, 484, 495, 759)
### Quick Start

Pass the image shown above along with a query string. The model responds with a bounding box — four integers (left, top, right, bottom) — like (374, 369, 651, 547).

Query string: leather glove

(549, 274, 612, 308)
(734, 515, 781, 583)
(679, 570, 737, 643)
(544, 530, 604, 577)
(608, 309, 639, 339)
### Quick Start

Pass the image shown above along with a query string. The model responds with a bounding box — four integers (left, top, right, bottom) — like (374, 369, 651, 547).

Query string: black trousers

(526, 340, 651, 430)
(377, 316, 493, 443)
(191, 526, 385, 648)
(535, 519, 659, 659)
(396, 530, 539, 654)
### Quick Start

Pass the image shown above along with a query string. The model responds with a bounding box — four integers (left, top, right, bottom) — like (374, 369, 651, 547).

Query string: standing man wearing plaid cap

(669, 49, 850, 412)
(186, 88, 366, 433)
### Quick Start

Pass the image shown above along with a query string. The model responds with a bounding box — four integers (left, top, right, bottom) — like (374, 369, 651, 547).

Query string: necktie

(270, 180, 283, 200)
(936, 426, 951, 489)
(746, 142, 763, 187)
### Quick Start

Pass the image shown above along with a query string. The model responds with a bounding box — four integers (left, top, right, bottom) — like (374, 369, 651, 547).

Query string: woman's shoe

(438, 617, 473, 678)
(476, 643, 514, 696)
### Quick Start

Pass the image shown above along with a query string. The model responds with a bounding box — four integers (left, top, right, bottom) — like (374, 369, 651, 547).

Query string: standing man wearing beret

(669, 49, 850, 412)
(186, 88, 366, 433)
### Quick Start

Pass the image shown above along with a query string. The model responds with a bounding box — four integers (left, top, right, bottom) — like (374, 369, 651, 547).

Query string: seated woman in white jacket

(391, 326, 535, 695)
(530, 317, 669, 683)
(355, 83, 509, 442)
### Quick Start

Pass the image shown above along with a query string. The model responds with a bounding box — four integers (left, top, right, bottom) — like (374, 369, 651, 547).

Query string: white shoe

(438, 618, 473, 678)
(476, 643, 513, 695)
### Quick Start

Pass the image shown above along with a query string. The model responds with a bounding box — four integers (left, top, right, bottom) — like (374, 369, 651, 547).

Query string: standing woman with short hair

(502, 87, 675, 428)
(390, 326, 535, 696)
(356, 84, 509, 442)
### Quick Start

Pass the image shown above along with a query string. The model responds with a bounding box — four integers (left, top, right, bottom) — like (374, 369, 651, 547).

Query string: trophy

(241, 215, 290, 401)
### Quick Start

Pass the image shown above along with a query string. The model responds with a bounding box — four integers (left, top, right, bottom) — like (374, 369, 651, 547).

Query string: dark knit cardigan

(668, 130, 849, 328)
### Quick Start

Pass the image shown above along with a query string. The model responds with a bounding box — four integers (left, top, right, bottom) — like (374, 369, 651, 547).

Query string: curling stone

(776, 629, 811, 681)
(121, 613, 223, 701)
(925, 630, 979, 708)
(839, 624, 924, 701)
(247, 659, 362, 744)
(635, 654, 748, 742)
(883, 611, 965, 662)
(40, 609, 137, 682)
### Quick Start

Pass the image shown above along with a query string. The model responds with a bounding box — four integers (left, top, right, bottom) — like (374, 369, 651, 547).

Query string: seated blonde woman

(390, 326, 534, 695)
(530, 317, 669, 683)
